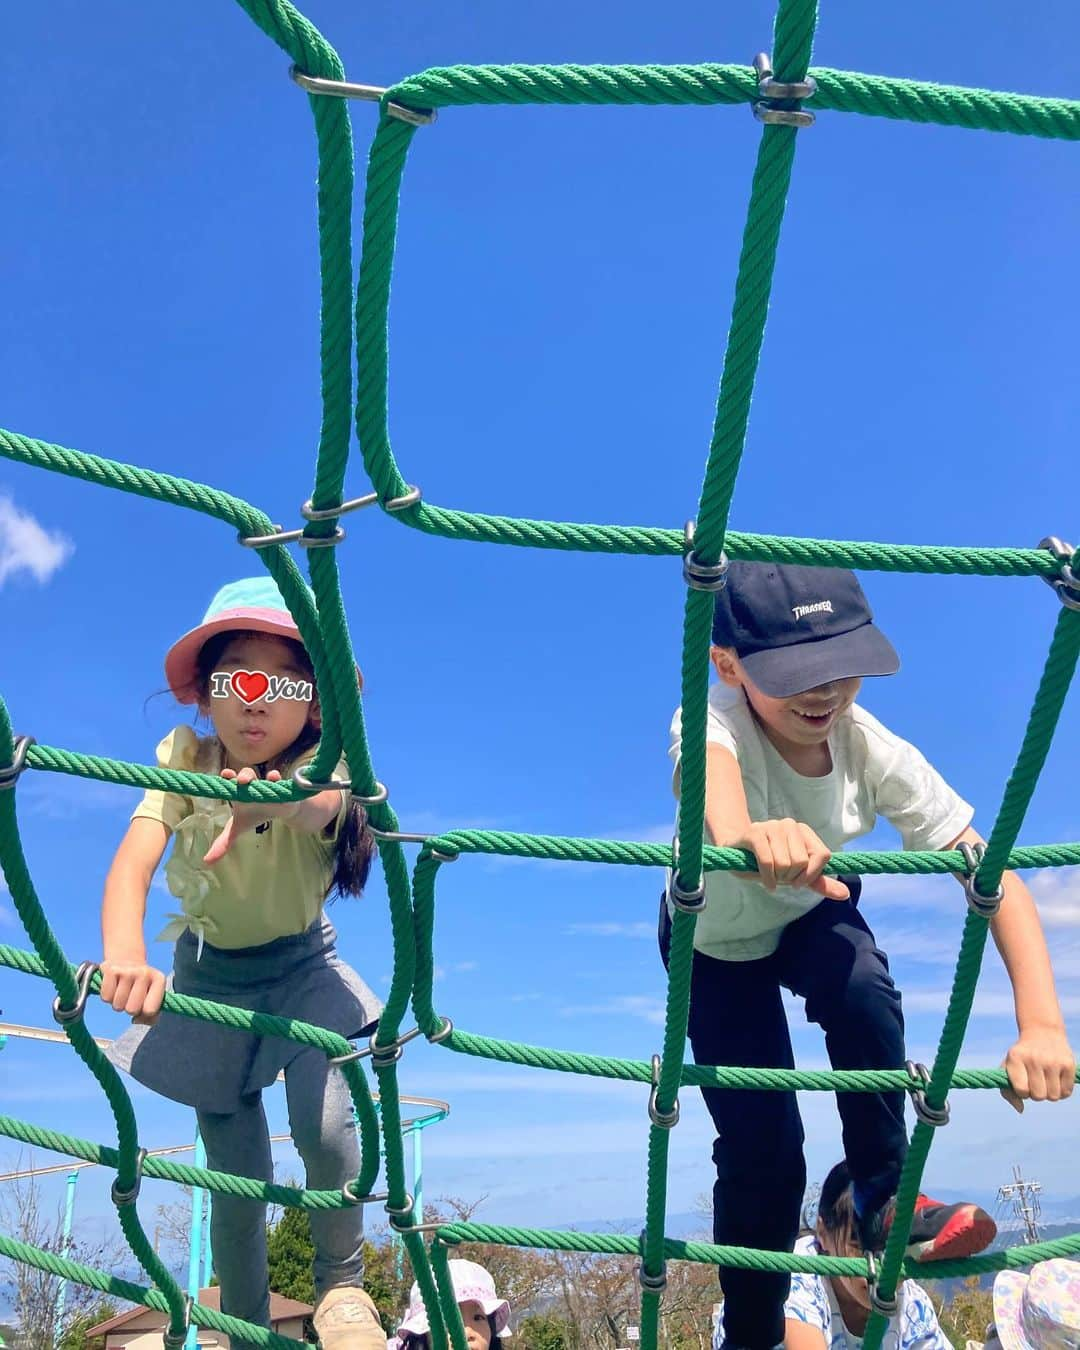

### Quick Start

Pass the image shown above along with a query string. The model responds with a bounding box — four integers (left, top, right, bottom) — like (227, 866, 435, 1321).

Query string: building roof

(86, 1288, 313, 1338)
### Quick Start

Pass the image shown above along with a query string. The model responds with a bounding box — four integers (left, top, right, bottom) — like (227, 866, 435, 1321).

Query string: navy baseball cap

(711, 561, 899, 698)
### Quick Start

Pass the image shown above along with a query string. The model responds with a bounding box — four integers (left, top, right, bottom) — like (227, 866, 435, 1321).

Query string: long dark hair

(818, 1160, 861, 1255)
(188, 628, 374, 900)
(398, 1318, 503, 1350)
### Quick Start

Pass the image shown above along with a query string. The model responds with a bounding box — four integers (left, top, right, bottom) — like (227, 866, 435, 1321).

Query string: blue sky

(2, 0, 1079, 1263)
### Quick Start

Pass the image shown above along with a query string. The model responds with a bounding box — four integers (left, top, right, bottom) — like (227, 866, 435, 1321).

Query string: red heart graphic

(231, 670, 269, 705)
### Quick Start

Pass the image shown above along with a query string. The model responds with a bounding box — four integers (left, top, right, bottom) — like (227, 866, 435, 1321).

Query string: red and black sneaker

(862, 1194, 997, 1262)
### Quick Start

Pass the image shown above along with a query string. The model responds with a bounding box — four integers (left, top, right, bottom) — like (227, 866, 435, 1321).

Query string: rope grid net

(2, 0, 1080, 1347)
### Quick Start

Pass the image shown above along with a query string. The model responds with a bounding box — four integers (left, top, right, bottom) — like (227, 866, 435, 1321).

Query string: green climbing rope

(1, 2, 1079, 1350)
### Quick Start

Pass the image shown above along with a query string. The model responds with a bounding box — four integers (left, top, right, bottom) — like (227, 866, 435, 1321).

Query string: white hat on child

(396, 1259, 511, 1338)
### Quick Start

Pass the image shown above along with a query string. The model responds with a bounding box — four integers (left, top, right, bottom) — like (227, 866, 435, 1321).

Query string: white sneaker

(312, 1287, 385, 1350)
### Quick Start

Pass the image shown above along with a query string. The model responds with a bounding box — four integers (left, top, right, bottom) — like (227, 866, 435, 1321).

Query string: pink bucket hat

(396, 1260, 511, 1339)
(992, 1259, 1080, 1350)
(164, 576, 362, 704)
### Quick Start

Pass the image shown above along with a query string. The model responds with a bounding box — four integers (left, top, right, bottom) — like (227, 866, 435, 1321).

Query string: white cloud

(0, 494, 74, 587)
(559, 994, 666, 1026)
(565, 922, 655, 939)
(903, 988, 1080, 1017)
(18, 772, 136, 821)
(1025, 866, 1080, 928)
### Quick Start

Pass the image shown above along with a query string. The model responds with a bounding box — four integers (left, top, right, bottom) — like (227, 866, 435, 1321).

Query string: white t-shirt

(780, 1234, 949, 1350)
(668, 686, 973, 961)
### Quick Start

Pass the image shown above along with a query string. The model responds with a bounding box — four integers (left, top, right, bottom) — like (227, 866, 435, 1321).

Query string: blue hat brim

(739, 622, 899, 699)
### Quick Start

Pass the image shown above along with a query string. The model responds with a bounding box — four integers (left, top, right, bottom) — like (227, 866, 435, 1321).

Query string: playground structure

(0, 1024, 447, 1347)
(2, 1, 1080, 1350)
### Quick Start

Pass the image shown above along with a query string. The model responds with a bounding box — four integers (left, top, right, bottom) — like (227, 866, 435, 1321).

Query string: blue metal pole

(412, 1127, 423, 1227)
(53, 1170, 79, 1344)
(201, 1189, 213, 1291)
(184, 1129, 206, 1350)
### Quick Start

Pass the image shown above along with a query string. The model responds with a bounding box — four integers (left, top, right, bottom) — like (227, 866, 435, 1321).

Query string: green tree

(266, 1205, 316, 1305)
(57, 1301, 119, 1350)
(931, 1279, 995, 1349)
(516, 1314, 570, 1350)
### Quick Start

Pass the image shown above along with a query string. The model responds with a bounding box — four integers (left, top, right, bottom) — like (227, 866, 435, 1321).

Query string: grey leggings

(197, 1048, 364, 1342)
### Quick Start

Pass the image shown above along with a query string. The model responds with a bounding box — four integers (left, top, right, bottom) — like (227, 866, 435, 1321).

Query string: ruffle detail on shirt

(154, 792, 230, 960)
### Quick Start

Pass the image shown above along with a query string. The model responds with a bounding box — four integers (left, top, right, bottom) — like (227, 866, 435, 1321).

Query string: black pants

(658, 879, 907, 1349)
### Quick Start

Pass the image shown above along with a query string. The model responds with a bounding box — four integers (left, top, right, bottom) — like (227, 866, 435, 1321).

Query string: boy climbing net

(663, 561, 1075, 1350)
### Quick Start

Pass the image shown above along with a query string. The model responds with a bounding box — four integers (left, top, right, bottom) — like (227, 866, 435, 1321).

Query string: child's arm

(202, 765, 340, 865)
(100, 817, 171, 1022)
(947, 824, 1075, 1110)
(704, 744, 849, 900)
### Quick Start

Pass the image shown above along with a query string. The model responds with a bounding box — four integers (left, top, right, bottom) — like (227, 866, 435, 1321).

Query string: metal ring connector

(371, 1025, 424, 1067)
(648, 1054, 680, 1129)
(351, 782, 389, 807)
(1038, 536, 1080, 612)
(292, 765, 353, 793)
(428, 1017, 454, 1045)
(52, 961, 100, 1026)
(751, 52, 816, 128)
(638, 1261, 668, 1295)
(0, 734, 36, 791)
(668, 871, 707, 914)
(682, 520, 729, 592)
(683, 550, 730, 593)
(385, 486, 422, 511)
(297, 526, 346, 550)
(162, 1295, 193, 1350)
(290, 66, 437, 127)
(238, 523, 305, 548)
(905, 1060, 950, 1128)
(368, 826, 436, 844)
(341, 1181, 390, 1206)
(428, 847, 459, 865)
(956, 841, 1004, 918)
(864, 1253, 899, 1317)
(111, 1147, 148, 1207)
(386, 1193, 416, 1230)
(302, 492, 380, 522)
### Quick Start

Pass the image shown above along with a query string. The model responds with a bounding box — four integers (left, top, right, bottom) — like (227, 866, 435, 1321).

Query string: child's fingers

(144, 970, 167, 1018)
(752, 833, 777, 890)
(221, 768, 237, 780)
(1005, 1051, 1031, 1103)
(811, 874, 851, 902)
(266, 769, 281, 781)
(1000, 1085, 1025, 1114)
(797, 825, 832, 888)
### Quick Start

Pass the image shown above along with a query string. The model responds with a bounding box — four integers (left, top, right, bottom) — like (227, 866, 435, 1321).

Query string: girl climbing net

(97, 575, 386, 1350)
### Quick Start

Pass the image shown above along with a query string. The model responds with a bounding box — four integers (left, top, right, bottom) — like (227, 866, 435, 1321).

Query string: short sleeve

(867, 723, 974, 852)
(784, 1271, 831, 1338)
(129, 726, 199, 834)
(670, 688, 741, 797)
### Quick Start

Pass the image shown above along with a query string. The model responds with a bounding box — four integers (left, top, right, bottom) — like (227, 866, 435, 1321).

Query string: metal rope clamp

(905, 1060, 949, 1128)
(238, 485, 422, 549)
(52, 961, 100, 1026)
(111, 1147, 149, 1207)
(752, 52, 817, 128)
(865, 1253, 899, 1317)
(386, 1192, 416, 1231)
(328, 1024, 425, 1068)
(290, 65, 437, 127)
(682, 520, 729, 593)
(648, 1054, 681, 1129)
(1039, 536, 1080, 613)
(638, 1235, 668, 1295)
(955, 841, 1004, 919)
(667, 834, 707, 913)
(162, 1295, 193, 1350)
(0, 734, 36, 791)
(341, 1181, 390, 1206)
